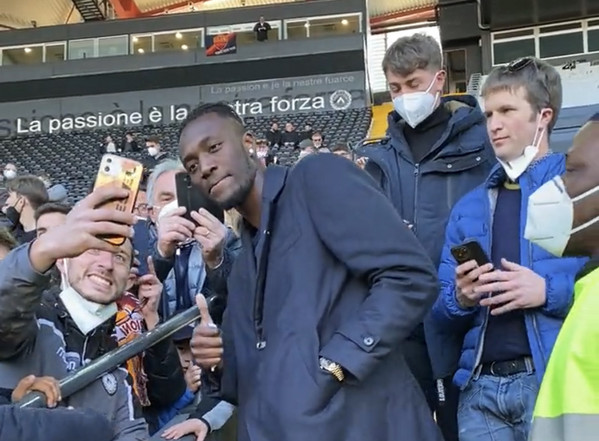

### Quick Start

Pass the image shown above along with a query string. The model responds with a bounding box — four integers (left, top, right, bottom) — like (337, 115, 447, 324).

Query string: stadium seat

(0, 108, 372, 202)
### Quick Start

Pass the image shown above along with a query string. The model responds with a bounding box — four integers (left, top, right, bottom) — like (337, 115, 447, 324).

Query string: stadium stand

(0, 108, 371, 202)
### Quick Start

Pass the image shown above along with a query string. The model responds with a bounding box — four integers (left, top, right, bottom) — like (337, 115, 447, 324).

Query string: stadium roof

(0, 0, 437, 30)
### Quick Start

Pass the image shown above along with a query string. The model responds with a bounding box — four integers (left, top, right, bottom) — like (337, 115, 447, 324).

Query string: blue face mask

(392, 74, 440, 128)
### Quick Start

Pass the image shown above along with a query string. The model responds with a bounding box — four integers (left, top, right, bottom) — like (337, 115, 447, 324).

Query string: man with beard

(525, 113, 599, 441)
(181, 103, 443, 441)
(0, 186, 149, 440)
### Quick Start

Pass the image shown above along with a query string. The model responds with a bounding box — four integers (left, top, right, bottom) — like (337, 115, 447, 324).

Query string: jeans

(457, 371, 538, 441)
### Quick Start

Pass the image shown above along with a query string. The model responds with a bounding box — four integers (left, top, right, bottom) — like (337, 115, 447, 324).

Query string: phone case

(451, 240, 490, 266)
(93, 154, 143, 246)
(175, 172, 224, 224)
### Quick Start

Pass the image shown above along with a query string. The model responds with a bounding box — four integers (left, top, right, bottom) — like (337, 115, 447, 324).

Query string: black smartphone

(175, 172, 225, 224)
(451, 240, 490, 266)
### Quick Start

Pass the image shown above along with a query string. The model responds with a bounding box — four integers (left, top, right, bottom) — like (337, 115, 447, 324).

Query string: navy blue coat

(358, 96, 496, 378)
(0, 405, 113, 441)
(206, 155, 444, 441)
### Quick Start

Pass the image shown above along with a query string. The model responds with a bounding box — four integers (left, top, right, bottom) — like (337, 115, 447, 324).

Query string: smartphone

(93, 154, 143, 246)
(175, 172, 224, 224)
(451, 240, 490, 266)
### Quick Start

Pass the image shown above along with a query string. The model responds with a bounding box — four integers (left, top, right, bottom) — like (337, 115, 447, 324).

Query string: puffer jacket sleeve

(0, 406, 114, 441)
(537, 256, 588, 318)
(0, 243, 51, 360)
(431, 200, 480, 327)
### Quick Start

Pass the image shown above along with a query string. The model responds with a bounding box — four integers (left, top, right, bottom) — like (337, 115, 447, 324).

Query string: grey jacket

(0, 243, 149, 441)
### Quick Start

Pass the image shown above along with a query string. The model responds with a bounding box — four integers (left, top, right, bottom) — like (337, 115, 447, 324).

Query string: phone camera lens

(104, 166, 110, 172)
(106, 158, 112, 163)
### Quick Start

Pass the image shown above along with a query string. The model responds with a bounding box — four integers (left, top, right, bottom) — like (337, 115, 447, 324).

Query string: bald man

(524, 113, 599, 441)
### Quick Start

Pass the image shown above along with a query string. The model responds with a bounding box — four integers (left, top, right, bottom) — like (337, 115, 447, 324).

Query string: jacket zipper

(465, 189, 494, 387)
(412, 163, 420, 233)
(527, 241, 545, 373)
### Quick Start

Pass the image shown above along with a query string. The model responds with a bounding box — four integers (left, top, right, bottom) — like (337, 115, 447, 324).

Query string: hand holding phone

(93, 154, 143, 246)
(451, 241, 493, 308)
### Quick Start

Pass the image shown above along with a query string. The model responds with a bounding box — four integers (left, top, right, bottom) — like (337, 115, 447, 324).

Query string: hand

(12, 375, 61, 408)
(156, 206, 195, 258)
(161, 418, 209, 441)
(190, 208, 227, 269)
(477, 258, 546, 315)
(31, 186, 137, 272)
(355, 157, 367, 169)
(137, 256, 162, 329)
(455, 260, 494, 308)
(190, 294, 223, 370)
(184, 364, 202, 393)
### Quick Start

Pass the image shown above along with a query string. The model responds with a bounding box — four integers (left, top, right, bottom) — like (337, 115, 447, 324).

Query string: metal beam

(370, 7, 436, 27)
(108, 0, 141, 18)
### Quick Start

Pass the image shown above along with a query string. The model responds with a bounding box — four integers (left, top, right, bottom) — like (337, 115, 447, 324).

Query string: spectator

(143, 135, 169, 178)
(39, 172, 68, 204)
(301, 123, 314, 141)
(34, 202, 70, 238)
(253, 16, 271, 42)
(527, 113, 599, 441)
(104, 135, 117, 153)
(146, 160, 241, 320)
(122, 132, 140, 152)
(297, 141, 315, 161)
(358, 33, 495, 440)
(265, 121, 281, 147)
(181, 103, 444, 441)
(134, 186, 150, 220)
(431, 56, 586, 441)
(0, 187, 148, 440)
(331, 142, 352, 160)
(0, 227, 17, 260)
(254, 138, 277, 167)
(3, 175, 49, 243)
(311, 131, 324, 149)
(280, 122, 300, 148)
(0, 163, 17, 207)
(1, 375, 113, 441)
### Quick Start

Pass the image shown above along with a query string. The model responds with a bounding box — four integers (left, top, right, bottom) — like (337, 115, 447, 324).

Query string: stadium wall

(0, 71, 367, 139)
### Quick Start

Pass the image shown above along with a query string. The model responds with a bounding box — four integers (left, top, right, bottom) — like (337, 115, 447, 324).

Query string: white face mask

(59, 259, 118, 335)
(147, 147, 158, 157)
(392, 73, 440, 129)
(3, 170, 16, 180)
(524, 176, 599, 256)
(496, 117, 545, 181)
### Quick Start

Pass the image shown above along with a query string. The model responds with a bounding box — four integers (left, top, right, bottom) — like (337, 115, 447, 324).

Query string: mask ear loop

(61, 258, 70, 291)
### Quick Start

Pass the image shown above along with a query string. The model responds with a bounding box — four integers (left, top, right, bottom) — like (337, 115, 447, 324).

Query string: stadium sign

(0, 71, 366, 138)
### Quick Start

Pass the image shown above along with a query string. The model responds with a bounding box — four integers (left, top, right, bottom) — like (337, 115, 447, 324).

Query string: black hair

(0, 228, 17, 252)
(34, 202, 71, 222)
(180, 102, 245, 138)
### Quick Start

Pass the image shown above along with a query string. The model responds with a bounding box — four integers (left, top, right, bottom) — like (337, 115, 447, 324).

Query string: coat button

(447, 164, 453, 169)
(363, 337, 374, 346)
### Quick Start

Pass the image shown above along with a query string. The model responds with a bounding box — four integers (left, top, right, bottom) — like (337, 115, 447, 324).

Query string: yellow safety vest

(530, 267, 599, 441)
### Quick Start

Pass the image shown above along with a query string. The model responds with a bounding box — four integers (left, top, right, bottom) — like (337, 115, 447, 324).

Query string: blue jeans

(457, 371, 538, 441)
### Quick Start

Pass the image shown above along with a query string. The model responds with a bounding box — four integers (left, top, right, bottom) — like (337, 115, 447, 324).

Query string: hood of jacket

(387, 94, 486, 157)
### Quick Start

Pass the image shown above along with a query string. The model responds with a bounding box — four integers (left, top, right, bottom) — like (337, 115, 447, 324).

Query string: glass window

(1, 46, 43, 66)
(588, 29, 599, 52)
(286, 20, 309, 40)
(308, 15, 360, 38)
(131, 35, 152, 54)
(45, 43, 66, 62)
(539, 32, 583, 58)
(98, 35, 128, 57)
(69, 39, 96, 59)
(154, 30, 202, 53)
(493, 39, 535, 65)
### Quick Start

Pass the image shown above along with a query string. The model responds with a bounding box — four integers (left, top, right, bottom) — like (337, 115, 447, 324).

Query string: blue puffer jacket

(358, 94, 496, 379)
(431, 153, 588, 389)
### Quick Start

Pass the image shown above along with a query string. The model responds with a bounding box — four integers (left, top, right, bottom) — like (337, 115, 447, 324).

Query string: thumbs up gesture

(190, 294, 224, 371)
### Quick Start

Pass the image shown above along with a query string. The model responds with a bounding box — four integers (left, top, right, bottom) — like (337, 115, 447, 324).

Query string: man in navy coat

(182, 103, 444, 441)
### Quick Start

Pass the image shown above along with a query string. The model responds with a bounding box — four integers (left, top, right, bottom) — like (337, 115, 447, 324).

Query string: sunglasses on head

(506, 57, 535, 72)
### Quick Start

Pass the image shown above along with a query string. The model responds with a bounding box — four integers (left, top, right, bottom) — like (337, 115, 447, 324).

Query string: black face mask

(4, 206, 20, 227)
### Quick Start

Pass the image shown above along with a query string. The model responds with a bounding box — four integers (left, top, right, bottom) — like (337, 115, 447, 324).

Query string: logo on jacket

(101, 373, 118, 396)
(330, 90, 352, 111)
